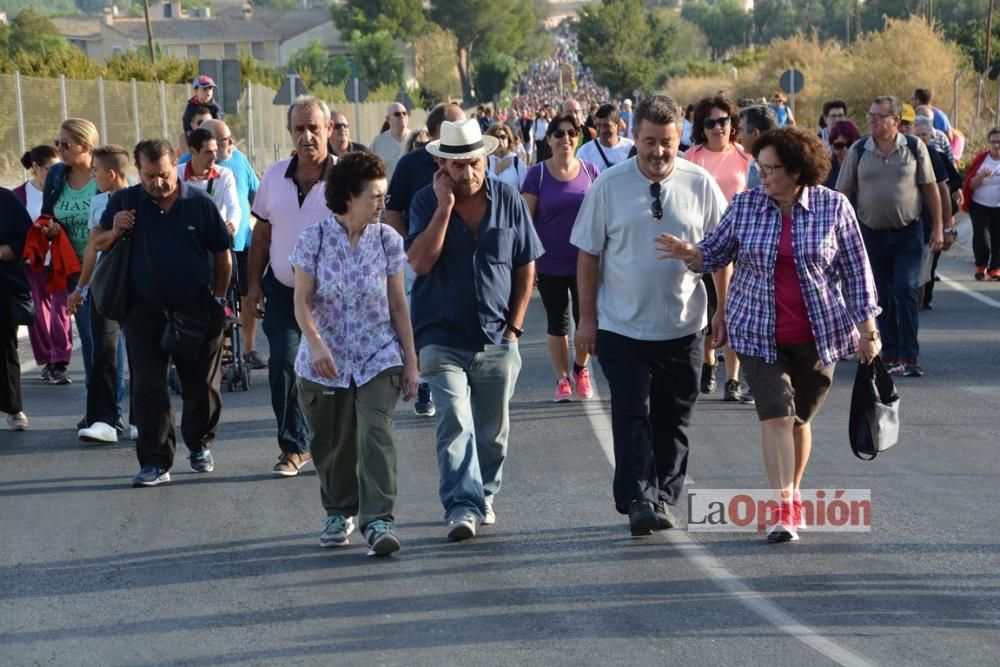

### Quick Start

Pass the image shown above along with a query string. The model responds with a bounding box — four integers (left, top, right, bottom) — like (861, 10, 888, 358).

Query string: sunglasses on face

(54, 139, 73, 150)
(552, 129, 579, 139)
(702, 117, 731, 130)
(392, 111, 408, 118)
(650, 182, 663, 221)
(333, 123, 350, 130)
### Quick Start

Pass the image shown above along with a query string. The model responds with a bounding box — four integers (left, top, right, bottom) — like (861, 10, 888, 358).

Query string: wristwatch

(75, 285, 89, 296)
(507, 324, 525, 338)
(214, 296, 228, 308)
(859, 331, 880, 341)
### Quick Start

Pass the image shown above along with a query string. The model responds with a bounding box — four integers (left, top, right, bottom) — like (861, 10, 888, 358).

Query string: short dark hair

(595, 103, 619, 124)
(633, 95, 680, 134)
(691, 95, 738, 146)
(134, 139, 175, 168)
(739, 105, 777, 136)
(751, 126, 831, 187)
(20, 144, 58, 170)
(545, 112, 581, 139)
(325, 151, 386, 215)
(191, 106, 213, 118)
(187, 128, 215, 152)
(822, 100, 847, 117)
(91, 144, 131, 174)
(912, 88, 932, 105)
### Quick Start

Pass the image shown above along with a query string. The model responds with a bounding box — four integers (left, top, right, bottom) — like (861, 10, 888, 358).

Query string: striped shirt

(697, 186, 881, 366)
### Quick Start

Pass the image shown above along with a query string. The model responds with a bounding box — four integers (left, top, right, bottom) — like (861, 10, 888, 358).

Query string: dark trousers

(597, 330, 702, 513)
(0, 294, 22, 415)
(261, 270, 308, 454)
(86, 299, 130, 427)
(969, 201, 1000, 270)
(861, 223, 922, 364)
(123, 298, 225, 470)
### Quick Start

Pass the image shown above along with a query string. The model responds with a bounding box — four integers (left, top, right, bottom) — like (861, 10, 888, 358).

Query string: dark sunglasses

(831, 141, 849, 149)
(702, 117, 731, 130)
(333, 123, 350, 130)
(552, 129, 579, 139)
(54, 139, 73, 150)
(650, 182, 663, 221)
(392, 111, 408, 118)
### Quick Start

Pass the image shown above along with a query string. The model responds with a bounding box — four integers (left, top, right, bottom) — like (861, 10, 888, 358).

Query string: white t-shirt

(24, 181, 43, 221)
(533, 118, 549, 141)
(576, 137, 635, 173)
(370, 130, 412, 180)
(487, 153, 527, 191)
(570, 157, 726, 341)
(972, 156, 1000, 207)
(183, 163, 241, 228)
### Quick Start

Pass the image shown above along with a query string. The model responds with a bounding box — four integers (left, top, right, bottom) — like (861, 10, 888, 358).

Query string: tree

(681, 0, 752, 59)
(349, 30, 404, 89)
(333, 0, 427, 41)
(413, 23, 462, 105)
(7, 8, 70, 57)
(473, 52, 519, 104)
(288, 40, 351, 88)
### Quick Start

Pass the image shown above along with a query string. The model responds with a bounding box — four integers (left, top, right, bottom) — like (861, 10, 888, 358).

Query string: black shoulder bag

(848, 356, 901, 460)
(91, 187, 136, 322)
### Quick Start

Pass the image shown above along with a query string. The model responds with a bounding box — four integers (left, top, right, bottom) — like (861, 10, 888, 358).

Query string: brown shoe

(272, 451, 312, 477)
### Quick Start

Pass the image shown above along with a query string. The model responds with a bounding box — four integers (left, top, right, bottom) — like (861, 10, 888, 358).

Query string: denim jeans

(597, 330, 702, 514)
(420, 341, 522, 522)
(861, 223, 923, 364)
(261, 270, 309, 454)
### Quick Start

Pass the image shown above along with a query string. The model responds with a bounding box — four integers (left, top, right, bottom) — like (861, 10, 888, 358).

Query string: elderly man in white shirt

(370, 101, 413, 179)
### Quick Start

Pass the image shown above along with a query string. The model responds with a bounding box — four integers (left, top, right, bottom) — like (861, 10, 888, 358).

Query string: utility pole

(988, 0, 996, 77)
(144, 0, 156, 64)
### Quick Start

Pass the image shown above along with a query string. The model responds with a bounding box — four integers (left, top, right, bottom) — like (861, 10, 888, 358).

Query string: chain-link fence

(0, 72, 427, 188)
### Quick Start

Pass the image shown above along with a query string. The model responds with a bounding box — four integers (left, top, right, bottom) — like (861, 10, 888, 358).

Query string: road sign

(273, 74, 308, 105)
(345, 77, 369, 104)
(395, 90, 415, 112)
(779, 69, 805, 95)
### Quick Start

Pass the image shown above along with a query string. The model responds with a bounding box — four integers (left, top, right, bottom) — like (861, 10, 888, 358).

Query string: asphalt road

(2, 228, 999, 666)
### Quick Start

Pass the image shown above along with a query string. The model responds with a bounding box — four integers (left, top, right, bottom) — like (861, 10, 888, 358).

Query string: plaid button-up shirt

(697, 186, 881, 366)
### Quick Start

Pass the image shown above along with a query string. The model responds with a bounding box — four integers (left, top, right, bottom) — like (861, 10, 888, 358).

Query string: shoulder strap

(593, 140, 612, 168)
(854, 137, 867, 161)
(904, 133, 920, 161)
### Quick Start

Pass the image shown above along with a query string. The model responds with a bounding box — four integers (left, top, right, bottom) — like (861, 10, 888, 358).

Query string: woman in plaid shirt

(657, 127, 882, 543)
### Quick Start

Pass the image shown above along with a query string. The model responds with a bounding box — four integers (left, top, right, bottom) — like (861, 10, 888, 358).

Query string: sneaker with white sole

(132, 465, 170, 487)
(573, 367, 594, 399)
(319, 515, 355, 548)
(6, 412, 29, 431)
(553, 377, 572, 402)
(364, 519, 401, 556)
(78, 421, 118, 444)
(189, 449, 214, 473)
(272, 451, 312, 477)
(446, 514, 477, 541)
(481, 498, 496, 526)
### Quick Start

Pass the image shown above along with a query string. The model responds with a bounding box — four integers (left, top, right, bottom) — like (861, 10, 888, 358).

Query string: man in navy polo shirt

(93, 139, 232, 487)
(386, 102, 465, 418)
(407, 119, 544, 541)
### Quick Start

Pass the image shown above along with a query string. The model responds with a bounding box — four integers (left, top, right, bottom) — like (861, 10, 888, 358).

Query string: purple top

(290, 219, 406, 388)
(521, 160, 599, 276)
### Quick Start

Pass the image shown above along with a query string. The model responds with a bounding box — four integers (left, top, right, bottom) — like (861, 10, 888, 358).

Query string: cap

(193, 75, 217, 89)
(900, 103, 916, 123)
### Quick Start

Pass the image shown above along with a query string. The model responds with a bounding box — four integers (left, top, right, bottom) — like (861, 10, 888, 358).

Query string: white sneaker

(6, 412, 29, 431)
(78, 421, 118, 444)
(481, 498, 496, 526)
(128, 425, 139, 441)
(446, 515, 477, 541)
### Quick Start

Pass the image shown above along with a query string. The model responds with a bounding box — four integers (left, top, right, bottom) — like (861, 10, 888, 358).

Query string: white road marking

(939, 274, 1000, 309)
(581, 388, 875, 667)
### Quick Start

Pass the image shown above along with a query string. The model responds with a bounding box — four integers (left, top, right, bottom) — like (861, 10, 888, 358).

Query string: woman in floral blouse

(291, 152, 419, 557)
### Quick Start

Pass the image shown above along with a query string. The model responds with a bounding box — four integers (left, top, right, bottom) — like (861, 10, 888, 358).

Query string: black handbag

(90, 188, 134, 321)
(8, 291, 35, 326)
(849, 356, 900, 460)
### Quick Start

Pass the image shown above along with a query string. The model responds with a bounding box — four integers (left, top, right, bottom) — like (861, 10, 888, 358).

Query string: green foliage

(349, 30, 404, 89)
(7, 9, 70, 56)
(473, 52, 519, 104)
(288, 40, 351, 89)
(412, 23, 462, 106)
(681, 0, 751, 59)
(333, 0, 427, 41)
(0, 0, 76, 15)
(105, 52, 197, 84)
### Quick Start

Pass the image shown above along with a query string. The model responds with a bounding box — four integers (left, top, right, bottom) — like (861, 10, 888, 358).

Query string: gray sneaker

(364, 519, 401, 556)
(189, 449, 214, 473)
(446, 514, 476, 541)
(481, 497, 496, 526)
(319, 515, 355, 548)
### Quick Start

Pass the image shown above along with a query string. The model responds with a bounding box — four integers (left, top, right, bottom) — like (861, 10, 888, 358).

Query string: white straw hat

(425, 119, 499, 160)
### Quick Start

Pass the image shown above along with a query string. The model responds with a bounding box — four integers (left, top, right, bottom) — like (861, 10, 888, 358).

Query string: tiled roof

(105, 17, 279, 43)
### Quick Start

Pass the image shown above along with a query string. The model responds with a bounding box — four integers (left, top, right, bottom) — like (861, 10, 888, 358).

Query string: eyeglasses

(831, 142, 849, 149)
(702, 117, 731, 130)
(54, 139, 73, 150)
(552, 129, 579, 139)
(333, 123, 350, 130)
(757, 163, 785, 176)
(496, 134, 509, 141)
(392, 111, 408, 118)
(650, 182, 663, 221)
(866, 112, 895, 121)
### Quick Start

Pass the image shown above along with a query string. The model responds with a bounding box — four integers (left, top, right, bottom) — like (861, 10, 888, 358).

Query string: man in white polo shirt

(247, 95, 335, 477)
(571, 95, 729, 537)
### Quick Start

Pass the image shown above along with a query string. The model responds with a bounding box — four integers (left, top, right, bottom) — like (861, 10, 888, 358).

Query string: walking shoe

(446, 514, 477, 541)
(793, 497, 807, 530)
(364, 519, 401, 556)
(414, 382, 436, 417)
(653, 501, 678, 530)
(40, 364, 52, 382)
(190, 449, 215, 473)
(132, 465, 170, 487)
(47, 366, 71, 385)
(481, 497, 496, 526)
(885, 362, 906, 375)
(990, 268, 1000, 282)
(573, 367, 594, 399)
(628, 500, 658, 536)
(6, 412, 29, 431)
(903, 364, 925, 377)
(975, 266, 987, 280)
(319, 515, 355, 548)
(723, 379, 742, 402)
(243, 350, 268, 370)
(553, 377, 573, 402)
(766, 502, 799, 543)
(128, 425, 139, 441)
(78, 421, 118, 444)
(272, 451, 312, 477)
(700, 363, 718, 394)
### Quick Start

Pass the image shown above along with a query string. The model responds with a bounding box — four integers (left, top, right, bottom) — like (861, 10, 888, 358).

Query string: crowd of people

(0, 48, 984, 553)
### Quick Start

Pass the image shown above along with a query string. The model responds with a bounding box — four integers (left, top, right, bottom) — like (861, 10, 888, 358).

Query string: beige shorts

(739, 343, 835, 424)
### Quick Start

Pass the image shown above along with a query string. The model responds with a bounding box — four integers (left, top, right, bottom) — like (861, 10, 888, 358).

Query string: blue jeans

(420, 341, 522, 522)
(261, 271, 308, 454)
(861, 223, 923, 364)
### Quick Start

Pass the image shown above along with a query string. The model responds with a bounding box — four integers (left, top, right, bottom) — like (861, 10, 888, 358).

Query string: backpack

(853, 133, 920, 164)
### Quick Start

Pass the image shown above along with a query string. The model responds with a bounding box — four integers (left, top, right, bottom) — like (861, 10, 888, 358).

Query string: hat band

(438, 139, 484, 155)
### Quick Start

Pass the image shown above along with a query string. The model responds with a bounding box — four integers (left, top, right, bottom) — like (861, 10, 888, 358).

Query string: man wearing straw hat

(407, 119, 544, 541)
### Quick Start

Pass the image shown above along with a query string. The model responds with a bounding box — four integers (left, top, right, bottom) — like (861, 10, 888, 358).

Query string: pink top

(774, 213, 814, 344)
(251, 156, 333, 287)
(683, 144, 751, 203)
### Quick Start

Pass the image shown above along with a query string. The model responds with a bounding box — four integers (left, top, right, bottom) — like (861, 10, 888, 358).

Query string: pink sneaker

(573, 367, 594, 399)
(553, 378, 573, 402)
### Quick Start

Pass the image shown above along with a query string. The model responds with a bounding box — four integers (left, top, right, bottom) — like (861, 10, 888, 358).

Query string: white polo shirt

(570, 157, 726, 341)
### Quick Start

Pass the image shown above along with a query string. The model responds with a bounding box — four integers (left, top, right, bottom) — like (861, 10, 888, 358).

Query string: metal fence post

(14, 71, 26, 181)
(60, 74, 68, 120)
(132, 79, 141, 146)
(159, 80, 168, 139)
(97, 75, 108, 144)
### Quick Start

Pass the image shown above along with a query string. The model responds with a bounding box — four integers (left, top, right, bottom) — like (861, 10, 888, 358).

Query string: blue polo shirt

(387, 147, 437, 228)
(179, 149, 258, 251)
(406, 178, 544, 351)
(100, 183, 230, 307)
